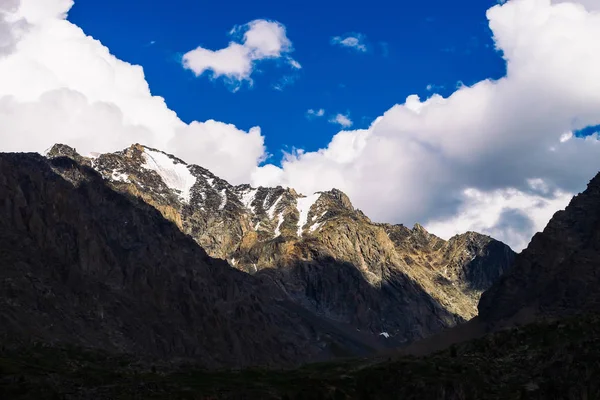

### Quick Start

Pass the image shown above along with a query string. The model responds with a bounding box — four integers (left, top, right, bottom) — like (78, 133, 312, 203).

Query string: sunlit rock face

(0, 151, 338, 368)
(45, 143, 515, 345)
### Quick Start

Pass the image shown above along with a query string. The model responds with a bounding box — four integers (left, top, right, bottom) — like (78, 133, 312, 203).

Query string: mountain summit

(45, 143, 515, 344)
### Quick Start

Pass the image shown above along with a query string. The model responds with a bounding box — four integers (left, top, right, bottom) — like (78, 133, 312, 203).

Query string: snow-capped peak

(141, 148, 197, 203)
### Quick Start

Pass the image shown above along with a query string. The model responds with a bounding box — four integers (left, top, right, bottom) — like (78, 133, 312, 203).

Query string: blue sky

(68, 0, 506, 160)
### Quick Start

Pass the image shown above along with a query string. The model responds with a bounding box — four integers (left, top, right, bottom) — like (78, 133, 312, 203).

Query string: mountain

(46, 143, 515, 343)
(4, 148, 600, 398)
(0, 151, 390, 368)
(387, 169, 600, 360)
(478, 170, 600, 325)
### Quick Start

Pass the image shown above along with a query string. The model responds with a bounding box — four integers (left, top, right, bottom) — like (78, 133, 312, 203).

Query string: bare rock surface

(45, 144, 515, 344)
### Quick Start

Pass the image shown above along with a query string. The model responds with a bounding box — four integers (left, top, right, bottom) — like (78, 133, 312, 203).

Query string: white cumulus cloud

(329, 113, 353, 128)
(182, 19, 299, 90)
(552, 0, 600, 11)
(252, 0, 600, 251)
(307, 108, 325, 118)
(0, 0, 28, 56)
(331, 33, 368, 52)
(0, 0, 266, 184)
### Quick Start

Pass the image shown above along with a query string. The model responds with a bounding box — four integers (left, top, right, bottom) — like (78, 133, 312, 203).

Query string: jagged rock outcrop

(479, 171, 600, 324)
(44, 144, 515, 343)
(0, 152, 396, 368)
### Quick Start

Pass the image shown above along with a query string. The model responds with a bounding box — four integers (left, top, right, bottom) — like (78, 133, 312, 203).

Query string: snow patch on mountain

(296, 193, 321, 236)
(263, 193, 272, 210)
(240, 188, 258, 213)
(274, 211, 285, 237)
(308, 211, 328, 232)
(219, 189, 227, 210)
(111, 170, 130, 183)
(314, 211, 327, 221)
(310, 221, 324, 233)
(267, 195, 283, 219)
(142, 148, 196, 203)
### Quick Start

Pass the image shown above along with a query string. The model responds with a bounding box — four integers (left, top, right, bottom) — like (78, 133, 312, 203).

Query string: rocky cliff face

(0, 152, 398, 368)
(45, 144, 515, 344)
(478, 171, 600, 324)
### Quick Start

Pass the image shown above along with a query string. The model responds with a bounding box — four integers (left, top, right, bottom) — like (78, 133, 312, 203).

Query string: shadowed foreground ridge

(0, 152, 395, 368)
(2, 314, 600, 399)
(479, 170, 600, 324)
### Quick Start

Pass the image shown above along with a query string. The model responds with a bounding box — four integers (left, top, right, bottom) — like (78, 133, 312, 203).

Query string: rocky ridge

(479, 170, 600, 324)
(46, 144, 515, 343)
(0, 151, 398, 368)
(390, 169, 600, 358)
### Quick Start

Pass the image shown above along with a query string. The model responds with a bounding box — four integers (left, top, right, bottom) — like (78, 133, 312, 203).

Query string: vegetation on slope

(2, 313, 600, 399)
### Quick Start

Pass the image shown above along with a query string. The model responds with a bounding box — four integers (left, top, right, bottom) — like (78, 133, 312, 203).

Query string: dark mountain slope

(0, 152, 392, 368)
(2, 156, 600, 398)
(479, 171, 600, 324)
(395, 171, 600, 357)
(2, 313, 600, 399)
